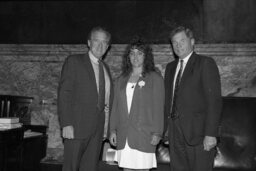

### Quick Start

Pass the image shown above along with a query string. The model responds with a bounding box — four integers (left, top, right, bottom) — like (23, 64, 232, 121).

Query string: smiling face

(129, 48, 145, 69)
(171, 31, 194, 59)
(88, 30, 110, 59)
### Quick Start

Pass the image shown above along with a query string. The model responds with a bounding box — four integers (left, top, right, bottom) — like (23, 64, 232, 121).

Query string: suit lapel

(119, 74, 144, 118)
(119, 75, 130, 117)
(129, 76, 144, 118)
(81, 54, 97, 91)
(179, 52, 197, 90)
(169, 60, 179, 99)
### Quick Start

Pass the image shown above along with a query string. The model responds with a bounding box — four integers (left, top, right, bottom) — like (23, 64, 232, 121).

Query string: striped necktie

(170, 60, 184, 119)
(97, 60, 105, 110)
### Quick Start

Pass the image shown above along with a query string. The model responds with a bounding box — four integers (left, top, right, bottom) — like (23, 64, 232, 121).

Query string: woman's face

(129, 48, 145, 69)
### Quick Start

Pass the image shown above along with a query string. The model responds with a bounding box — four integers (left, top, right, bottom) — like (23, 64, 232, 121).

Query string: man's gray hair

(87, 26, 111, 43)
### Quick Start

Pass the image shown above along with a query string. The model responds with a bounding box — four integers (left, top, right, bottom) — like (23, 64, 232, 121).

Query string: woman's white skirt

(114, 140, 157, 169)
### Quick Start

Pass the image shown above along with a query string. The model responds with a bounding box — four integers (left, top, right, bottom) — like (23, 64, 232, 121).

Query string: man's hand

(62, 125, 74, 139)
(203, 136, 217, 151)
(162, 136, 169, 145)
(109, 132, 117, 146)
(150, 134, 161, 146)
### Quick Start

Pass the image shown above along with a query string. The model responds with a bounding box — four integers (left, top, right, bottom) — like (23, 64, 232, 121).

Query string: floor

(40, 161, 171, 171)
(40, 161, 255, 171)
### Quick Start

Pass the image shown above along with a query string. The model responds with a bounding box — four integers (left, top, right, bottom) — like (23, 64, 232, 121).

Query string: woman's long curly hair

(122, 36, 155, 77)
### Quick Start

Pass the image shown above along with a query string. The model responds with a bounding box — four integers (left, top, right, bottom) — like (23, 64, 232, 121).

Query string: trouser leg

(168, 119, 190, 171)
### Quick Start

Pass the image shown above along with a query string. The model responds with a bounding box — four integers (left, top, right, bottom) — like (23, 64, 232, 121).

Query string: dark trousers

(62, 122, 104, 171)
(168, 119, 216, 171)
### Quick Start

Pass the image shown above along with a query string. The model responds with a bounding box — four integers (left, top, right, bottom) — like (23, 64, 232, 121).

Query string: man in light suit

(164, 26, 222, 171)
(58, 26, 113, 171)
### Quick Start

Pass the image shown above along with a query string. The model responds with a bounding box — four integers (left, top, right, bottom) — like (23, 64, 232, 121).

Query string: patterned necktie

(170, 60, 184, 119)
(98, 60, 105, 110)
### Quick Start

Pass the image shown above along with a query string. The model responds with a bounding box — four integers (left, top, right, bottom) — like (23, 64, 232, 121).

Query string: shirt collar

(180, 51, 193, 64)
(89, 51, 99, 64)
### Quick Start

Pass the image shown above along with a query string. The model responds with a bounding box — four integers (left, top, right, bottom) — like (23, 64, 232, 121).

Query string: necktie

(98, 60, 105, 110)
(170, 60, 184, 119)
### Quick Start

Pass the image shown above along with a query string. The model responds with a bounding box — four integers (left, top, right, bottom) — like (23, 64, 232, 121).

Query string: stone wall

(0, 44, 256, 159)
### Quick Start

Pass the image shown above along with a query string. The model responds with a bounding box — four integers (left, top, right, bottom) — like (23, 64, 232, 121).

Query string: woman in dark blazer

(109, 37, 165, 171)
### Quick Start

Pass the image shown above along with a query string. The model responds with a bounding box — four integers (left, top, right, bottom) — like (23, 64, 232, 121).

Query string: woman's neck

(128, 67, 143, 83)
(132, 67, 143, 76)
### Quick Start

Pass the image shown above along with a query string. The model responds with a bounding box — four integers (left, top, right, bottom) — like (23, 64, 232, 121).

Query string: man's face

(171, 31, 194, 59)
(88, 31, 109, 59)
(129, 48, 145, 68)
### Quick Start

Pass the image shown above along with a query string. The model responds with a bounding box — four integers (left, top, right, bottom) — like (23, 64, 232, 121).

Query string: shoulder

(147, 71, 164, 82)
(65, 54, 87, 63)
(166, 60, 177, 69)
(194, 53, 216, 64)
(193, 53, 219, 73)
(66, 54, 86, 59)
(166, 60, 176, 66)
(165, 60, 177, 76)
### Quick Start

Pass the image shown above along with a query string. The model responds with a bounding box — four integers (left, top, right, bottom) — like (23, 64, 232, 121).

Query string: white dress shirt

(172, 51, 193, 94)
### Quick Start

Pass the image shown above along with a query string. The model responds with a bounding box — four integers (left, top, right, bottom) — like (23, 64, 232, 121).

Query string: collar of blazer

(119, 73, 147, 90)
(177, 52, 197, 89)
(118, 73, 148, 117)
(80, 53, 97, 86)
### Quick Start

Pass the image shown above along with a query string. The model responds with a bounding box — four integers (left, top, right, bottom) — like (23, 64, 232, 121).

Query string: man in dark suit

(164, 26, 222, 171)
(58, 26, 113, 171)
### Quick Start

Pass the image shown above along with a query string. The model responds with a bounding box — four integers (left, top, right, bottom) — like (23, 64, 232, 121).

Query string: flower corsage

(138, 80, 145, 88)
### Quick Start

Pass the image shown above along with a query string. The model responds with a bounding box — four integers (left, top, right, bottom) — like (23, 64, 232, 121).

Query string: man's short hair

(169, 26, 194, 41)
(87, 26, 111, 43)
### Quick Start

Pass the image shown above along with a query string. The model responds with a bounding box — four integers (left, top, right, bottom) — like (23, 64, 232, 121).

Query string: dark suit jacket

(164, 52, 222, 145)
(110, 71, 165, 153)
(58, 53, 113, 139)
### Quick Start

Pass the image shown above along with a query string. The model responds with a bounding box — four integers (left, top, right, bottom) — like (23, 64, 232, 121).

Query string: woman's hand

(109, 132, 117, 146)
(150, 134, 161, 146)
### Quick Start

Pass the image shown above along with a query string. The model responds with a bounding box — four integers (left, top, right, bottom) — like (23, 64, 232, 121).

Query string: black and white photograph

(0, 1, 256, 171)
